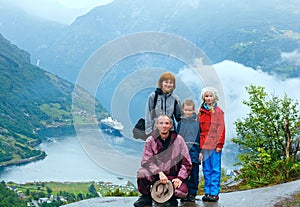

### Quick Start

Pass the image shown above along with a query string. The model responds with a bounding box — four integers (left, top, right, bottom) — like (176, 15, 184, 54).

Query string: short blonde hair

(182, 99, 195, 110)
(157, 72, 176, 89)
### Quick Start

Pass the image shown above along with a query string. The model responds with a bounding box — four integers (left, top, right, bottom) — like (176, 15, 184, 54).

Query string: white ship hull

(99, 117, 124, 136)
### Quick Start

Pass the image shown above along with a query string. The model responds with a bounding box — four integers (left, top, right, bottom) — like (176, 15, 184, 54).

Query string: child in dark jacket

(177, 99, 201, 202)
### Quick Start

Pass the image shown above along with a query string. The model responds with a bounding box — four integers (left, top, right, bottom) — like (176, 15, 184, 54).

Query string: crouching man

(134, 115, 192, 207)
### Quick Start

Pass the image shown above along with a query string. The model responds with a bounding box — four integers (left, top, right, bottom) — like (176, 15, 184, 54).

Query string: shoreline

(0, 123, 80, 168)
(0, 151, 46, 168)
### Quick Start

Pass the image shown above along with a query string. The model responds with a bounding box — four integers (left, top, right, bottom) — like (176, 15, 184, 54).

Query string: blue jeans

(202, 149, 222, 196)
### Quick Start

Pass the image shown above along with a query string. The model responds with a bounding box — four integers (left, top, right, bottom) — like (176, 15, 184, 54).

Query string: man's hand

(159, 172, 168, 184)
(216, 148, 222, 153)
(172, 178, 182, 189)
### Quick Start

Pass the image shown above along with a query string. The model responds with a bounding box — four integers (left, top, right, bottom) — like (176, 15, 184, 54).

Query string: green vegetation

(0, 33, 107, 167)
(97, 181, 138, 197)
(11, 181, 97, 205)
(45, 182, 93, 195)
(229, 27, 300, 78)
(197, 168, 231, 195)
(15, 182, 93, 197)
(39, 103, 72, 126)
(0, 181, 27, 207)
(5, 181, 138, 206)
(232, 85, 300, 189)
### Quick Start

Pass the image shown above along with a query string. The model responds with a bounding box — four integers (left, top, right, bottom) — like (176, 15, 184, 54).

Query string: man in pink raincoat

(134, 115, 192, 207)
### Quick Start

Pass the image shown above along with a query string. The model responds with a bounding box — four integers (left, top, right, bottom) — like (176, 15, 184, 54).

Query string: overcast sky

(3, 0, 113, 25)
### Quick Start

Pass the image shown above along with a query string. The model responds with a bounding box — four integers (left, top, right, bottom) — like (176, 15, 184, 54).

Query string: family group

(134, 72, 226, 207)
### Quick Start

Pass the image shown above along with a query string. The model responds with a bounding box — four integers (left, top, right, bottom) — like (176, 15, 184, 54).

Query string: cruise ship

(99, 117, 124, 136)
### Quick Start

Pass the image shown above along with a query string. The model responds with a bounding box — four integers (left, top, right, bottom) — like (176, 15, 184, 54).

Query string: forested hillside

(0, 181, 26, 207)
(0, 34, 107, 166)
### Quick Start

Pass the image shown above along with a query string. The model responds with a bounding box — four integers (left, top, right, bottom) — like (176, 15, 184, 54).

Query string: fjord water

(0, 126, 238, 184)
(0, 128, 144, 184)
(0, 130, 239, 184)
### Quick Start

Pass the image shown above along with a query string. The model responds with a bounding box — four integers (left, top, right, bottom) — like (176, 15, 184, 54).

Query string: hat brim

(151, 180, 174, 203)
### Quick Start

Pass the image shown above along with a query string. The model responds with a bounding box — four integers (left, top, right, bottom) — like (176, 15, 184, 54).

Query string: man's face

(156, 116, 172, 138)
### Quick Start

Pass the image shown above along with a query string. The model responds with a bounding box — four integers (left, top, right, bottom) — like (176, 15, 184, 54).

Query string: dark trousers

(185, 162, 199, 196)
(137, 167, 188, 198)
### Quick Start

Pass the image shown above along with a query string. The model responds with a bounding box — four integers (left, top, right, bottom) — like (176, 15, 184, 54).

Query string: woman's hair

(201, 87, 219, 103)
(157, 72, 176, 89)
(182, 99, 195, 110)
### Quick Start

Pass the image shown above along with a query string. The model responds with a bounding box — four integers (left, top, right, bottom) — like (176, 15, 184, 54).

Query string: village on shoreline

(4, 180, 138, 207)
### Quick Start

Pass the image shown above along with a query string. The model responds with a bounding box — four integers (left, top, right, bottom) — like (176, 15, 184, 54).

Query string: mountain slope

(69, 0, 300, 78)
(0, 0, 299, 82)
(0, 33, 107, 166)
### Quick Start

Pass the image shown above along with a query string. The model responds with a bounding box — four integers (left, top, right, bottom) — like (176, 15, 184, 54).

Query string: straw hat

(151, 180, 174, 203)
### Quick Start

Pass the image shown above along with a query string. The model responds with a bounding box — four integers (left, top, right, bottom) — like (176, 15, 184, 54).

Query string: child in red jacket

(198, 87, 225, 202)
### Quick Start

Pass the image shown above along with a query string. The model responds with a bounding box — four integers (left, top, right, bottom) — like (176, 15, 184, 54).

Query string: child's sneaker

(202, 194, 210, 202)
(181, 194, 196, 202)
(208, 195, 219, 202)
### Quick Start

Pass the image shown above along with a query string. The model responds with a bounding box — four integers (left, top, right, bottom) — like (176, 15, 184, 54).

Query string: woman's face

(204, 91, 215, 106)
(161, 79, 174, 93)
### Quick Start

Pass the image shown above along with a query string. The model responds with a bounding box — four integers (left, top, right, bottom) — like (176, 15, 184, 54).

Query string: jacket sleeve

(177, 136, 192, 180)
(216, 109, 226, 149)
(176, 121, 181, 133)
(196, 124, 201, 153)
(145, 93, 155, 135)
(141, 138, 161, 174)
(173, 96, 181, 122)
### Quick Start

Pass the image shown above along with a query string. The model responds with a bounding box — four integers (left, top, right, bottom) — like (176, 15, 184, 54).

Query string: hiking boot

(165, 197, 178, 206)
(181, 194, 196, 202)
(134, 195, 152, 207)
(208, 195, 219, 202)
(202, 194, 210, 202)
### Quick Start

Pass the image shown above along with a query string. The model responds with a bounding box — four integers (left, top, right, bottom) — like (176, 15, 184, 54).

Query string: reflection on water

(0, 129, 144, 184)
(0, 127, 236, 184)
(103, 133, 144, 156)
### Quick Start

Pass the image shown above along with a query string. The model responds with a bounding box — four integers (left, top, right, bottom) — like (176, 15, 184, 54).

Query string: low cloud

(281, 49, 300, 65)
(178, 60, 300, 168)
(178, 60, 300, 139)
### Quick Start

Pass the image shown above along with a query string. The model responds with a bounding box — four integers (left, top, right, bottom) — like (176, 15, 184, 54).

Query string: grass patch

(10, 181, 93, 196)
(46, 182, 93, 195)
